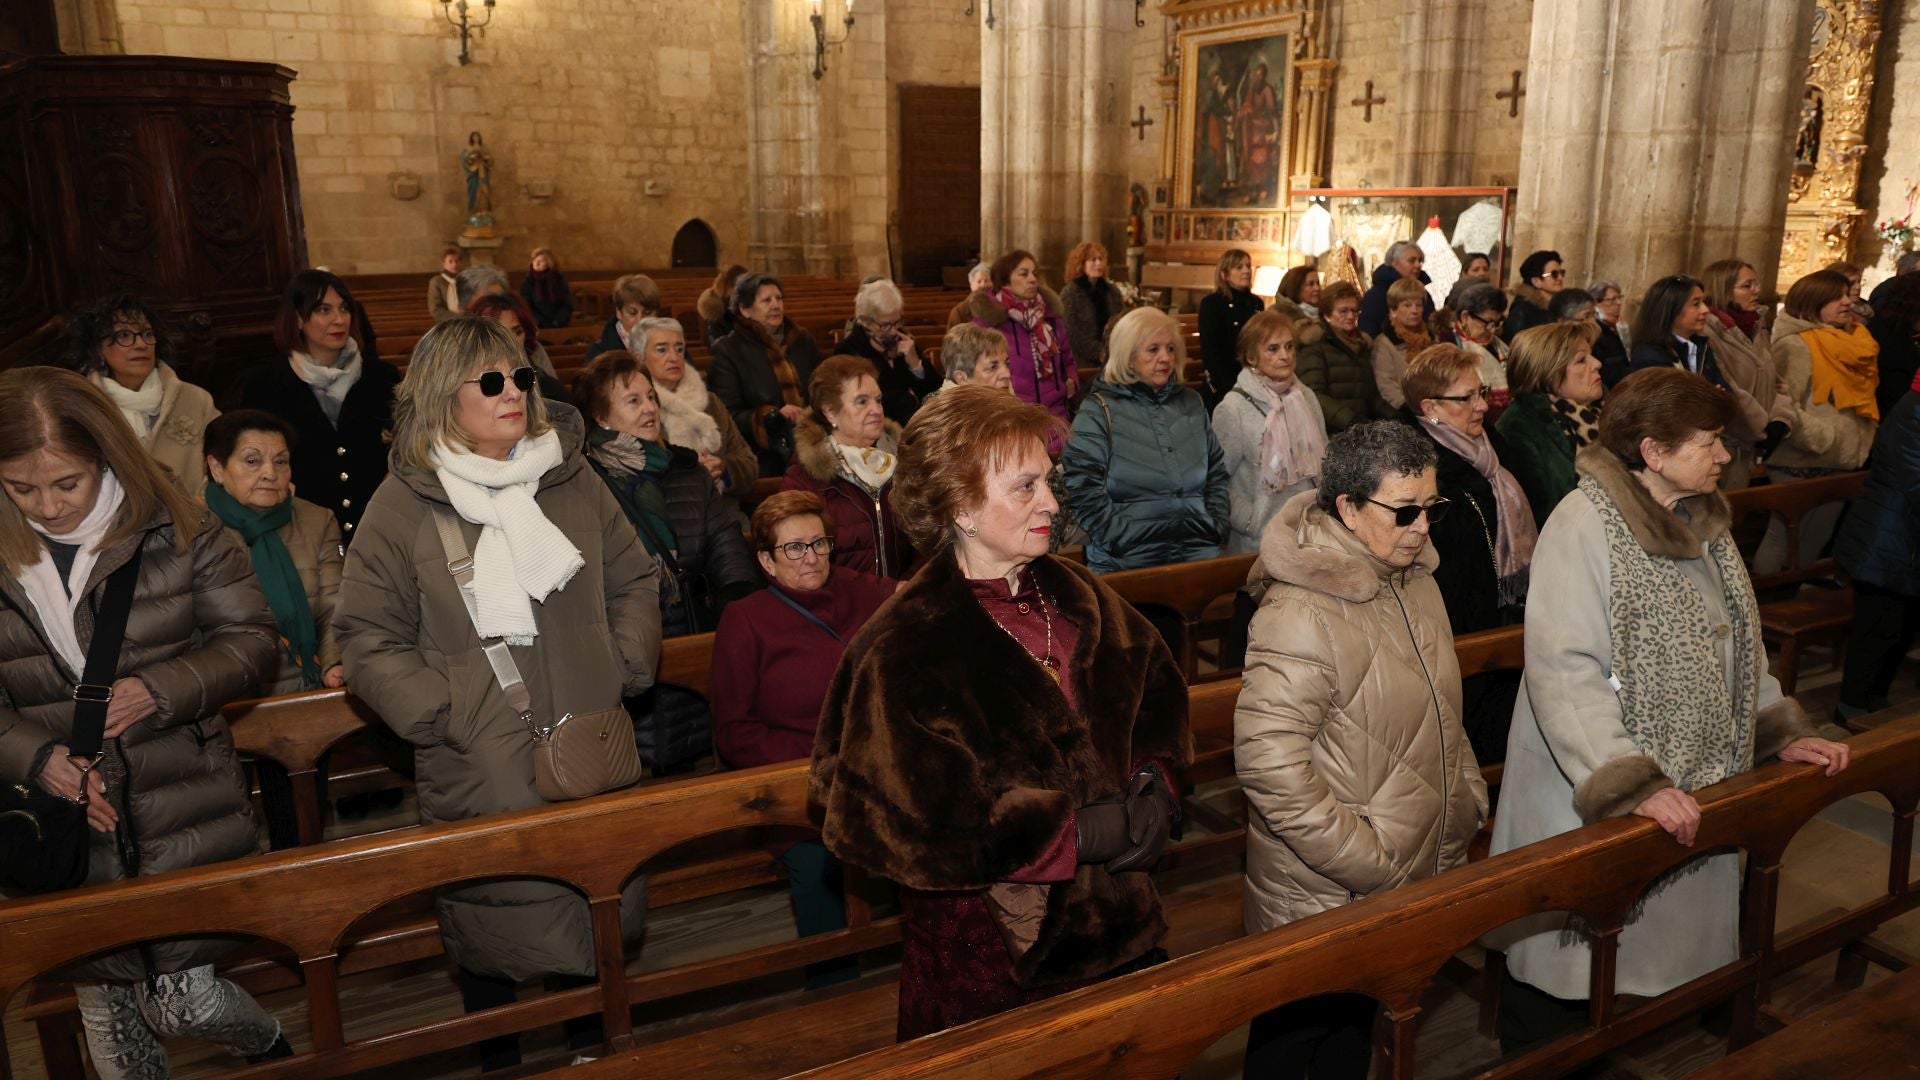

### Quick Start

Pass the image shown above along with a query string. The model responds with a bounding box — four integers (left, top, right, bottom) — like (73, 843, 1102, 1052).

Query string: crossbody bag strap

(430, 508, 544, 738)
(768, 587, 842, 643)
(69, 546, 144, 760)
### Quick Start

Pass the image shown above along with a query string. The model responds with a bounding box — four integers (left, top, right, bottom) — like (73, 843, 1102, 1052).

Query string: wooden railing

(780, 712, 1920, 1080)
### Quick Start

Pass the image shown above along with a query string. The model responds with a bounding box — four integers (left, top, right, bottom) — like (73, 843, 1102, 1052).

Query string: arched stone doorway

(671, 219, 717, 268)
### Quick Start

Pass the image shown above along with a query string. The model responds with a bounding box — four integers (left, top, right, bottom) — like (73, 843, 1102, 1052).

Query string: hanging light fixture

(810, 0, 856, 80)
(964, 0, 996, 30)
(438, 0, 495, 67)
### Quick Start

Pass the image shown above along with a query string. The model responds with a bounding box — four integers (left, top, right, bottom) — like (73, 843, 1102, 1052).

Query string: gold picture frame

(1176, 13, 1309, 211)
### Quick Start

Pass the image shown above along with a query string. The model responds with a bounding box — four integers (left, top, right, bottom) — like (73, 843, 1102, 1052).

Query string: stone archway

(671, 218, 718, 268)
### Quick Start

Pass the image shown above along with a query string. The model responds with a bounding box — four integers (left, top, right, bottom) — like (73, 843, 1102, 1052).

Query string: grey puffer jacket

(0, 504, 277, 979)
(336, 403, 662, 981)
(1235, 491, 1487, 932)
(1062, 377, 1231, 573)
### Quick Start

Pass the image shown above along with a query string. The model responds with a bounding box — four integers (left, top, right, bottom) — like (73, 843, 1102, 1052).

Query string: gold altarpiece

(1777, 0, 1883, 286)
(1141, 0, 1335, 287)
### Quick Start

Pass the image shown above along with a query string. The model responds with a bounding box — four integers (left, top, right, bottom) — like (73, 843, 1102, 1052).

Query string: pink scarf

(1418, 416, 1537, 604)
(1253, 376, 1326, 491)
(994, 287, 1061, 380)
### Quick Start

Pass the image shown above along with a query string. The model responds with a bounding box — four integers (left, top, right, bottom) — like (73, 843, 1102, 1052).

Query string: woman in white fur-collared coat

(1488, 369, 1850, 1051)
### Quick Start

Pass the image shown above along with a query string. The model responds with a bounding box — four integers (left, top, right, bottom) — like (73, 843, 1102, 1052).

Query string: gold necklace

(994, 589, 1060, 683)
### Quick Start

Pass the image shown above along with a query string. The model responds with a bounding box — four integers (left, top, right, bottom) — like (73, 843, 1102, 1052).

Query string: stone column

(1393, 0, 1482, 185)
(1514, 0, 1815, 297)
(979, 0, 1132, 277)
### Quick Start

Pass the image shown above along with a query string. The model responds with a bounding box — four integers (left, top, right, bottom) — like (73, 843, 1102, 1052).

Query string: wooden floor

(6, 637, 1916, 1079)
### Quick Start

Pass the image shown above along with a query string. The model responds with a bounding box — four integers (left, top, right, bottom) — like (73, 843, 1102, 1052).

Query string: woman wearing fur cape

(1487, 369, 1850, 1051)
(809, 386, 1192, 1040)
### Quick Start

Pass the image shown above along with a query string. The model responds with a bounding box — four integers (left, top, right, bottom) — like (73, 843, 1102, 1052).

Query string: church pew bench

(1723, 471, 1868, 696)
(1685, 959, 1920, 1079)
(779, 711, 1920, 1080)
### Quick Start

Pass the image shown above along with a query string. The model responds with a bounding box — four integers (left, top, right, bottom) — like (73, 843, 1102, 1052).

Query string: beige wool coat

(335, 404, 662, 981)
(1766, 312, 1877, 472)
(1700, 316, 1792, 488)
(1235, 491, 1487, 933)
(0, 505, 276, 979)
(220, 497, 344, 696)
(90, 364, 220, 498)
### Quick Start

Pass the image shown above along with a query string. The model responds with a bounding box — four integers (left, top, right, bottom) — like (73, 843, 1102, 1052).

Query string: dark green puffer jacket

(1062, 378, 1230, 573)
(1295, 320, 1390, 433)
(1494, 391, 1582, 529)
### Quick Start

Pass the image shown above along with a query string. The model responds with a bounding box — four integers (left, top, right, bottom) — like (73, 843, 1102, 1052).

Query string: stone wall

(1857, 0, 1920, 289)
(885, 0, 981, 219)
(103, 0, 753, 276)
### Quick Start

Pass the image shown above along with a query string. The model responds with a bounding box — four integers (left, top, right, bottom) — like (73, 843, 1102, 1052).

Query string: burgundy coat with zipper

(779, 416, 912, 580)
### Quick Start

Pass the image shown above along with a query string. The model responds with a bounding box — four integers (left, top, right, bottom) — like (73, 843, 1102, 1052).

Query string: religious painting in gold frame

(1177, 16, 1304, 211)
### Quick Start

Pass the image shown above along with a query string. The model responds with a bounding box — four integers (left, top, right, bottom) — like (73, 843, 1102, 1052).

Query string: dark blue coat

(1834, 390, 1920, 596)
(584, 316, 624, 362)
(1062, 378, 1230, 573)
(1359, 262, 1435, 337)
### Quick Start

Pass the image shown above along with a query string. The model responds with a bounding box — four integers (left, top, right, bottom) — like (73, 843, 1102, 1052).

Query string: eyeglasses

(465, 367, 538, 397)
(1543, 269, 1568, 280)
(771, 537, 835, 561)
(864, 318, 905, 334)
(1365, 497, 1451, 527)
(102, 328, 158, 348)
(1428, 386, 1493, 404)
(1462, 310, 1501, 325)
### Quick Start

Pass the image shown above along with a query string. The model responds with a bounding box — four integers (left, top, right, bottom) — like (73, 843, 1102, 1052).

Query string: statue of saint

(463, 131, 494, 216)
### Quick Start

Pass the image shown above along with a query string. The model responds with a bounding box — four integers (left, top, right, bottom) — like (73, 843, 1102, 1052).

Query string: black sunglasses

(465, 367, 538, 397)
(1365, 497, 1451, 527)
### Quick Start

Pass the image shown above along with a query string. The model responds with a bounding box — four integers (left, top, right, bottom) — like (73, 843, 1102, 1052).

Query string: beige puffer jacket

(1235, 490, 1487, 933)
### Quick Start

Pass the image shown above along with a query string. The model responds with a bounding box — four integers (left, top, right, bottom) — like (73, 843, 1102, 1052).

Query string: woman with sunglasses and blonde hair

(1236, 419, 1486, 1077)
(335, 316, 661, 1070)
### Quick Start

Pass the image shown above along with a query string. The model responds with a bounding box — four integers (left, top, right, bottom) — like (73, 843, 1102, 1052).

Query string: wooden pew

(1725, 471, 1868, 695)
(766, 712, 1920, 1080)
(1100, 553, 1257, 683)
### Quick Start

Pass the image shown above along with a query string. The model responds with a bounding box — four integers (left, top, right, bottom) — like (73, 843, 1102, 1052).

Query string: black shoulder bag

(0, 548, 143, 894)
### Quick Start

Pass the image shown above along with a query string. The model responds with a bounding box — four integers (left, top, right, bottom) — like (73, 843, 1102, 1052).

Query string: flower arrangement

(1878, 179, 1918, 250)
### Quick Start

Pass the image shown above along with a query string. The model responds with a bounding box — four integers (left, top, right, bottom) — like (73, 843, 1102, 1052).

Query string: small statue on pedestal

(462, 131, 496, 237)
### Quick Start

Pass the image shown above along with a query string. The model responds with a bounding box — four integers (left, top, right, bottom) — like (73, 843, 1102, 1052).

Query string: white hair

(854, 278, 904, 321)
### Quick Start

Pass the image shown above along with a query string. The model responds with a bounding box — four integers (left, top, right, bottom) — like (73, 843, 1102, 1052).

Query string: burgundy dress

(894, 573, 1166, 1041)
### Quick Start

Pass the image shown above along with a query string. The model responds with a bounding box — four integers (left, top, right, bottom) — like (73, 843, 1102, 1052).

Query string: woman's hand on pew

(324, 665, 347, 689)
(1778, 736, 1852, 777)
(35, 747, 118, 831)
(102, 677, 155, 738)
(1633, 787, 1701, 847)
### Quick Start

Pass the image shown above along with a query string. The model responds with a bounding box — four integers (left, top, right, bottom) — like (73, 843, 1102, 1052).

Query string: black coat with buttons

(239, 356, 402, 545)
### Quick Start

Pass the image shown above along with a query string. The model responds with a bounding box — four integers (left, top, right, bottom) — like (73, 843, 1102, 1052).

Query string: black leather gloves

(1107, 768, 1176, 873)
(1756, 420, 1790, 461)
(1075, 801, 1132, 863)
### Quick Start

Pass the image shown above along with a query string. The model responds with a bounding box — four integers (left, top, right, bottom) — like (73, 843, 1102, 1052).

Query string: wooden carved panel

(1779, 0, 1882, 286)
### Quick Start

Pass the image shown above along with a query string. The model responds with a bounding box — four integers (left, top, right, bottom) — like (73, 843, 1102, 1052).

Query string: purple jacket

(970, 287, 1078, 423)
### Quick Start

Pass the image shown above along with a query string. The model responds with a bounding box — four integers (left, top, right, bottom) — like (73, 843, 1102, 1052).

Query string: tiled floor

(5, 640, 1914, 1079)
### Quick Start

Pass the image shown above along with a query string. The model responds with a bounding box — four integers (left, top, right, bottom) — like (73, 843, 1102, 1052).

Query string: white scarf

(441, 272, 459, 314)
(17, 470, 128, 679)
(289, 338, 364, 425)
(431, 430, 583, 645)
(832, 439, 896, 494)
(94, 368, 166, 441)
(655, 365, 723, 455)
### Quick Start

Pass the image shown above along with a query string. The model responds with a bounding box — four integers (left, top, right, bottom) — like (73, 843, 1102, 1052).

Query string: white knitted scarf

(431, 430, 583, 645)
(94, 369, 166, 441)
(289, 338, 364, 424)
(17, 470, 127, 679)
(655, 364, 723, 455)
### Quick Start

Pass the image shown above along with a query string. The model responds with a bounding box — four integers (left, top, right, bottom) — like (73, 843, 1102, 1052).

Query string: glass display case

(1288, 187, 1515, 307)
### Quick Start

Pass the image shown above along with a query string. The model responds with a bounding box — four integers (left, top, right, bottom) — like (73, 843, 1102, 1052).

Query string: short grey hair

(1456, 282, 1508, 319)
(1385, 241, 1420, 267)
(1586, 277, 1623, 302)
(633, 316, 684, 352)
(968, 262, 992, 288)
(1316, 421, 1437, 516)
(732, 271, 783, 315)
(854, 279, 905, 322)
(455, 264, 509, 310)
(1549, 288, 1597, 322)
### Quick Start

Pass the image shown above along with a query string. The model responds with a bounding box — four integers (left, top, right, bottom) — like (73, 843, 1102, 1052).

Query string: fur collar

(1296, 319, 1369, 352)
(969, 285, 1066, 328)
(1772, 311, 1821, 340)
(1256, 489, 1437, 604)
(1574, 444, 1731, 558)
(793, 414, 904, 483)
(695, 288, 728, 324)
(1513, 282, 1553, 311)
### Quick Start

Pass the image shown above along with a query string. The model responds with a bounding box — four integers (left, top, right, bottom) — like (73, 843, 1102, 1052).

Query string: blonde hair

(1386, 276, 1428, 312)
(392, 316, 552, 471)
(0, 368, 196, 573)
(1102, 307, 1187, 385)
(1213, 248, 1252, 295)
(940, 323, 1007, 378)
(1402, 344, 1481, 406)
(1508, 323, 1599, 397)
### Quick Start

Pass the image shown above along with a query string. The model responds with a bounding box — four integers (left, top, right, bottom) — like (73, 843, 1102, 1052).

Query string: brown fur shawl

(809, 548, 1193, 986)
